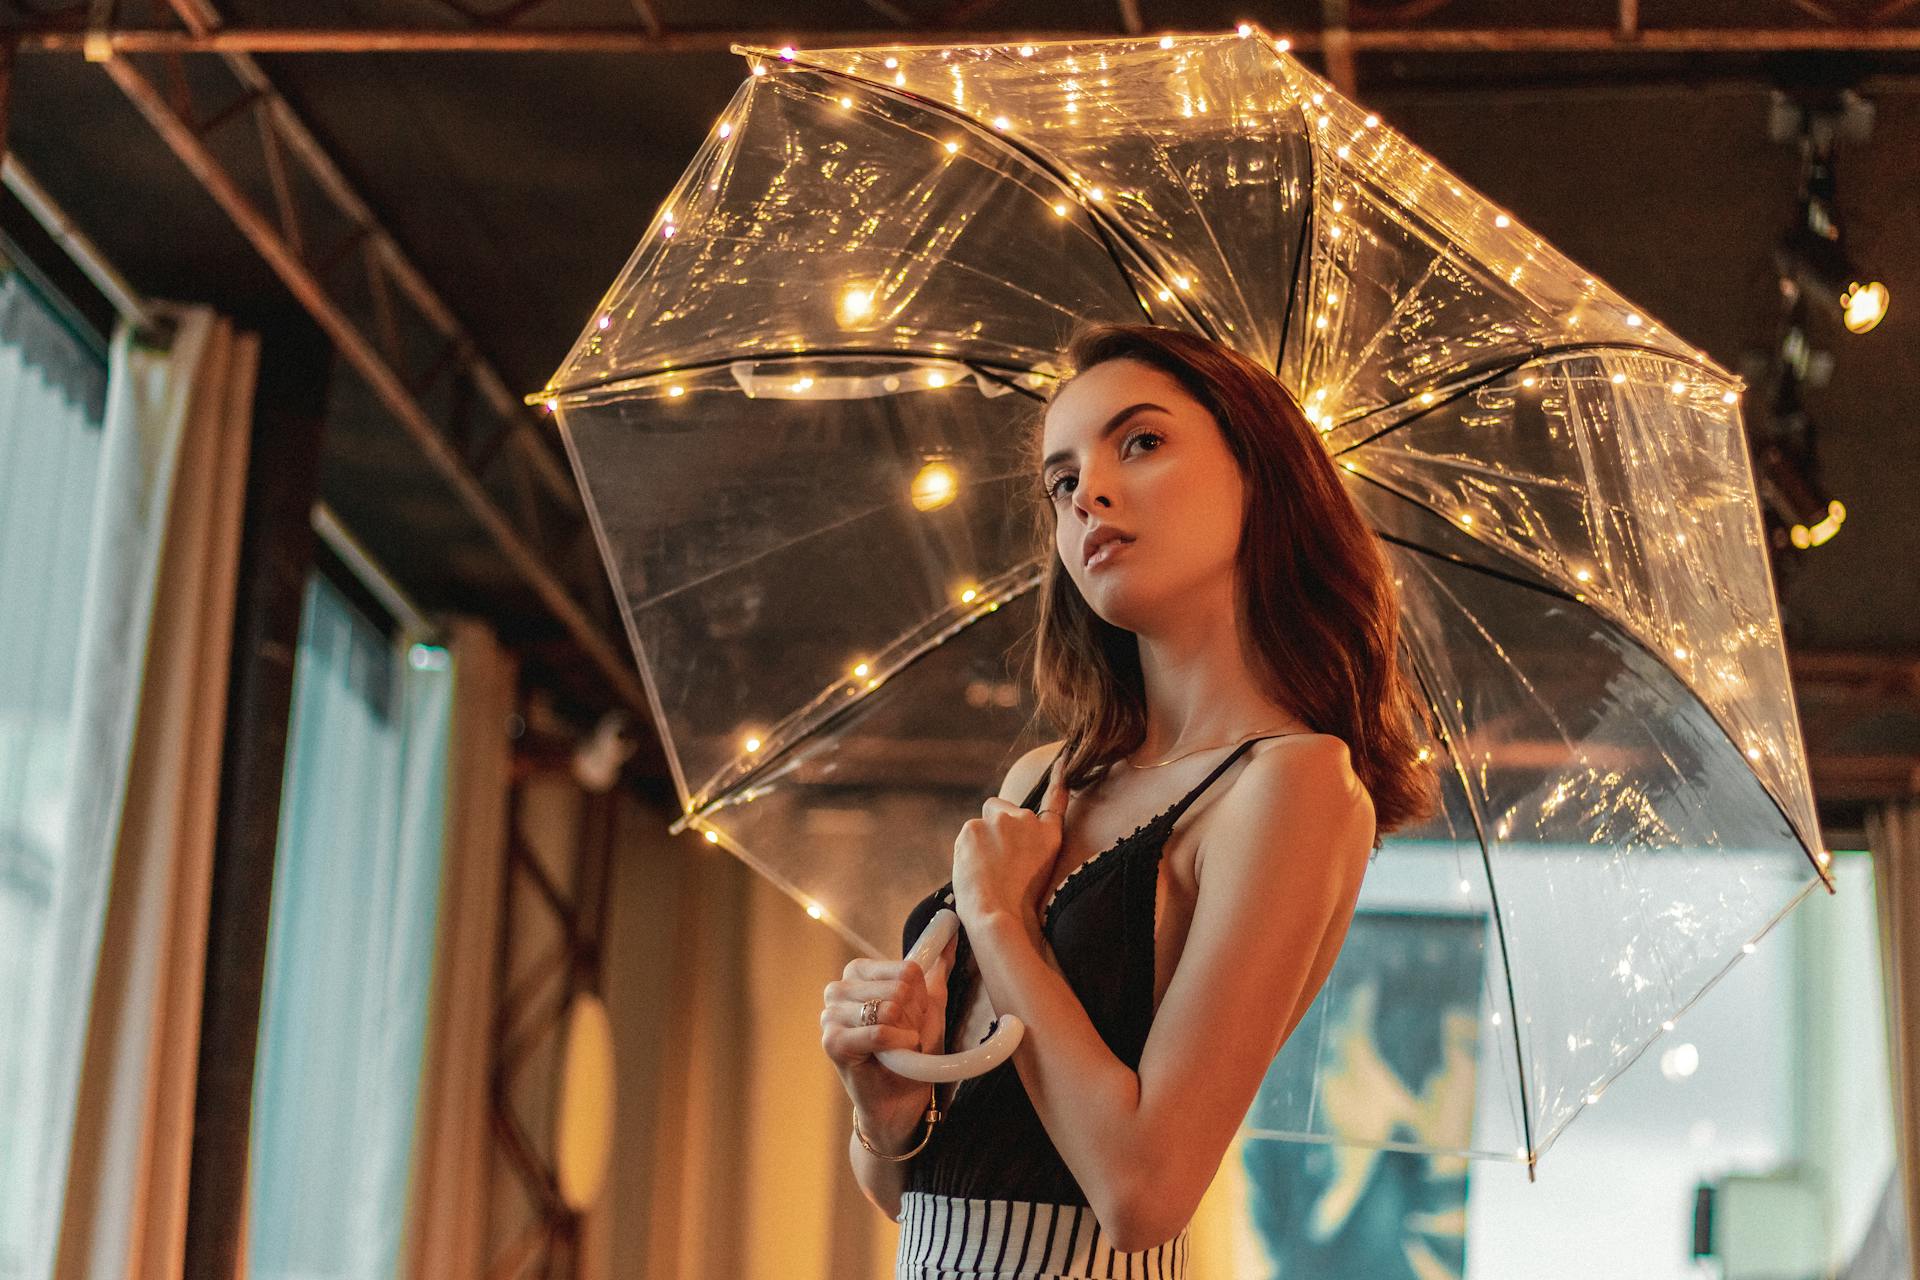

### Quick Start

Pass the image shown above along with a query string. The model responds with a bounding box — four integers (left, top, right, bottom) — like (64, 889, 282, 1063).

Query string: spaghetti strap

(1017, 731, 1312, 814)
(1161, 731, 1307, 826)
(1019, 742, 1071, 810)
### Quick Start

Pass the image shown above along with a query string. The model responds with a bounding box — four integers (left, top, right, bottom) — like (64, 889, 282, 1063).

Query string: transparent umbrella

(532, 29, 1832, 1175)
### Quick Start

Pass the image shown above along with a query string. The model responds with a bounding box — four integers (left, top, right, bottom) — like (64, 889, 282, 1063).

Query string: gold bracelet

(853, 1087, 941, 1162)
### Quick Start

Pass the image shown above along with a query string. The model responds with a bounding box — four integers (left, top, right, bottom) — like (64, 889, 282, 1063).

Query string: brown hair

(1023, 323, 1440, 849)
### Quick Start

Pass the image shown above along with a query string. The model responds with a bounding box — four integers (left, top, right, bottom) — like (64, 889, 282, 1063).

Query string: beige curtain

(53, 307, 259, 1280)
(399, 617, 518, 1280)
(1865, 798, 1920, 1275)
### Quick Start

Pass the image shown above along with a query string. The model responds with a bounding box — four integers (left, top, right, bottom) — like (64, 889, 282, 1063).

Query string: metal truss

(16, 1, 1920, 56)
(489, 735, 620, 1280)
(36, 0, 650, 719)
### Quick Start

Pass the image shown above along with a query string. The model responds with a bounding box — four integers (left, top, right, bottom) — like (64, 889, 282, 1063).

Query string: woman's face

(1039, 357, 1247, 632)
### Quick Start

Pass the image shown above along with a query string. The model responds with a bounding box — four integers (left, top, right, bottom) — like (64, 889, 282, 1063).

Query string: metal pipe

(98, 51, 651, 718)
(311, 501, 436, 641)
(1, 155, 158, 333)
(23, 25, 1920, 54)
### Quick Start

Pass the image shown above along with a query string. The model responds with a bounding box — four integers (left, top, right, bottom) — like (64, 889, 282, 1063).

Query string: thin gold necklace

(1122, 727, 1307, 770)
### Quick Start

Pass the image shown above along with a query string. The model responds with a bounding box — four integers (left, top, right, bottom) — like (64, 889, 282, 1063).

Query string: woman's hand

(822, 931, 959, 1127)
(952, 753, 1071, 933)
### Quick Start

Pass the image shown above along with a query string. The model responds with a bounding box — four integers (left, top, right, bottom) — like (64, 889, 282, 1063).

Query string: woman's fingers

(822, 976, 927, 1023)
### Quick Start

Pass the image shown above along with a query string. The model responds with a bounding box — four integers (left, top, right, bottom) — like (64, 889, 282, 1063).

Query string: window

(244, 571, 453, 1279)
(0, 267, 113, 1280)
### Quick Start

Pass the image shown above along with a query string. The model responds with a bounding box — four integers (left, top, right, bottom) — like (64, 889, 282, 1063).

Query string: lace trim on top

(1039, 798, 1184, 929)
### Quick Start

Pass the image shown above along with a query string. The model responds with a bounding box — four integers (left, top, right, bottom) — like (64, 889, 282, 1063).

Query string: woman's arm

(844, 740, 1068, 1220)
(847, 1089, 939, 1220)
(964, 737, 1374, 1252)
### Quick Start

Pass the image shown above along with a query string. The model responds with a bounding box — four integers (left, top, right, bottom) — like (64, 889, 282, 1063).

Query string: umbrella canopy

(535, 29, 1830, 1171)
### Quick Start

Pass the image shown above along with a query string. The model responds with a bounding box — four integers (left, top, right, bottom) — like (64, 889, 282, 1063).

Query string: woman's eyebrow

(1040, 401, 1167, 470)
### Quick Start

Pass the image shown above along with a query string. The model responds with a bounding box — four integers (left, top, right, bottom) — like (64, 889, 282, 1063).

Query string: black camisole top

(897, 734, 1296, 1205)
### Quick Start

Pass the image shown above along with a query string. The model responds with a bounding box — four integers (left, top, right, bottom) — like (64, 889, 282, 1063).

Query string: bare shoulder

(997, 737, 1068, 804)
(1197, 733, 1373, 877)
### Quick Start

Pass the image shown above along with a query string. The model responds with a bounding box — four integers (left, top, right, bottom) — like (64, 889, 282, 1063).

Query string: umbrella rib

(1326, 339, 1733, 455)
(778, 56, 1223, 343)
(543, 346, 1049, 401)
(1323, 252, 1450, 409)
(1396, 636, 1540, 1176)
(1271, 49, 1316, 375)
(1356, 469, 1824, 878)
(1068, 65, 1258, 341)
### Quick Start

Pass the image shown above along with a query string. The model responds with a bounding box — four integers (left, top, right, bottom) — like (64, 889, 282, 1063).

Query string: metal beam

(93, 46, 650, 718)
(25, 24, 1920, 54)
(150, 0, 574, 510)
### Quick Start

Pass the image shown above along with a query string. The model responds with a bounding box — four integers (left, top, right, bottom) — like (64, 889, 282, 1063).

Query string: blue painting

(1240, 909, 1483, 1280)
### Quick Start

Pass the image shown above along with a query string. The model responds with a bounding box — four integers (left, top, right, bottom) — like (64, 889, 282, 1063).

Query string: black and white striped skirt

(896, 1191, 1188, 1279)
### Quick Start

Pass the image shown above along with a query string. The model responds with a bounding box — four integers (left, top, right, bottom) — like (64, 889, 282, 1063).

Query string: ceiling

(8, 0, 1918, 836)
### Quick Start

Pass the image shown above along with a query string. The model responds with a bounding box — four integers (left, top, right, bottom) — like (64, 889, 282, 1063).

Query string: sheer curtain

(0, 280, 257, 1280)
(0, 273, 110, 1280)
(243, 572, 453, 1280)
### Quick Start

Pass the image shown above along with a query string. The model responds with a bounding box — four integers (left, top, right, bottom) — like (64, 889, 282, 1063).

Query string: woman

(820, 323, 1440, 1278)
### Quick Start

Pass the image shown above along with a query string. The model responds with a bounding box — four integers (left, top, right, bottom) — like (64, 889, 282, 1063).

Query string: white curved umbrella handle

(874, 909, 1025, 1082)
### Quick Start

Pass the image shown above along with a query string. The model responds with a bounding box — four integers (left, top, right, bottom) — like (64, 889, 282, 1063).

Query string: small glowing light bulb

(993, 115, 1011, 130)
(1019, 44, 1035, 56)
(1746, 746, 1761, 760)
(1521, 374, 1537, 388)
(1459, 512, 1474, 525)
(853, 662, 870, 677)
(1611, 372, 1626, 384)
(944, 140, 959, 154)
(1052, 202, 1069, 217)
(1574, 567, 1591, 582)
(779, 45, 796, 59)
(1331, 198, 1345, 212)
(1742, 942, 1756, 954)
(1327, 290, 1339, 303)
(1156, 288, 1172, 301)
(704, 829, 720, 843)
(1364, 113, 1379, 127)
(1237, 23, 1253, 37)
(1626, 312, 1642, 327)
(667, 385, 686, 398)
(1670, 380, 1685, 394)
(806, 902, 824, 919)
(752, 63, 767, 76)
(1673, 646, 1689, 660)
(1494, 214, 1511, 228)
(959, 587, 977, 603)
(1160, 35, 1174, 49)
(1275, 37, 1291, 51)
(1089, 186, 1105, 201)
(884, 55, 899, 68)
(927, 371, 949, 388)
(839, 96, 852, 108)
(1722, 390, 1739, 404)
(718, 122, 733, 138)
(744, 736, 762, 752)
(841, 286, 874, 322)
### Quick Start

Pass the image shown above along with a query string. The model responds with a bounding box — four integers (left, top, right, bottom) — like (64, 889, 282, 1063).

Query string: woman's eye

(1042, 430, 1161, 501)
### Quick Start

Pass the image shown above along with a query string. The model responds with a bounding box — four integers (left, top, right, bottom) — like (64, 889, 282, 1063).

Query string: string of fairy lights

(564, 34, 1839, 1106)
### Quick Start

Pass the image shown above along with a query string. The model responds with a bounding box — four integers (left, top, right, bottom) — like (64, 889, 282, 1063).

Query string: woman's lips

(1086, 537, 1133, 569)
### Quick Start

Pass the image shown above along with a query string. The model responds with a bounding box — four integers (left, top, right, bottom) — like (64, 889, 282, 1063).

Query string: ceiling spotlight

(1772, 90, 1889, 336)
(1840, 280, 1889, 334)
